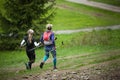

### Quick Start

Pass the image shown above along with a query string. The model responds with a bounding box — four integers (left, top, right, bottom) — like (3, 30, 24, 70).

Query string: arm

(20, 39, 25, 47)
(51, 33, 56, 47)
(51, 33, 55, 44)
(32, 37, 41, 47)
(20, 36, 27, 47)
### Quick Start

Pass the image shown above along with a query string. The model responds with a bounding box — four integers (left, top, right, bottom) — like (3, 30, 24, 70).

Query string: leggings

(43, 47, 57, 67)
(26, 50, 35, 69)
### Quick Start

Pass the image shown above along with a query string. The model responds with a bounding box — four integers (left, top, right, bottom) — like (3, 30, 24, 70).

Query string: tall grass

(56, 29, 120, 48)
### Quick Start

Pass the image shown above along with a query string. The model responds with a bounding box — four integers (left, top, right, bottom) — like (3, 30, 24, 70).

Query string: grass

(0, 29, 120, 79)
(90, 0, 120, 7)
(1, 0, 120, 31)
(0, 0, 120, 80)
(59, 50, 120, 69)
(51, 0, 120, 30)
(56, 29, 120, 49)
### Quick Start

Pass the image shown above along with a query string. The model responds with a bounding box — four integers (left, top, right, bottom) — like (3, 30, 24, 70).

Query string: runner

(39, 24, 57, 71)
(20, 29, 40, 70)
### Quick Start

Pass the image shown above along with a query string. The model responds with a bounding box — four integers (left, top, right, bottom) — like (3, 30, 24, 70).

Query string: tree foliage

(0, 0, 56, 50)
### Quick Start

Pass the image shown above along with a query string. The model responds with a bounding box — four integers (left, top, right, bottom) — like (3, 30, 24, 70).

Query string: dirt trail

(54, 25, 120, 34)
(9, 50, 120, 80)
(3, 49, 120, 73)
(18, 58, 120, 80)
(1, 53, 94, 72)
(67, 0, 120, 13)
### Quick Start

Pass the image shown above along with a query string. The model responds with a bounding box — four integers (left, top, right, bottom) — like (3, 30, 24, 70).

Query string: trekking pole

(28, 37, 58, 52)
(50, 40, 64, 52)
(28, 43, 43, 52)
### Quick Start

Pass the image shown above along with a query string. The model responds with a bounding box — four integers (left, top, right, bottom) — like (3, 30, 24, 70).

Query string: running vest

(43, 31, 53, 45)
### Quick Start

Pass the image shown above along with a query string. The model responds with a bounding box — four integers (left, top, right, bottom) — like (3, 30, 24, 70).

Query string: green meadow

(0, 29, 120, 79)
(0, 0, 120, 80)
(52, 0, 120, 30)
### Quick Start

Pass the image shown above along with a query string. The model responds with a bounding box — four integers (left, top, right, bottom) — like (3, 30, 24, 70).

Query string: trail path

(19, 58, 120, 80)
(67, 0, 120, 13)
(54, 25, 120, 34)
(9, 49, 120, 80)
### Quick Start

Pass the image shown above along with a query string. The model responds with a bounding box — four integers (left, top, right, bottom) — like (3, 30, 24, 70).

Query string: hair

(46, 24, 53, 30)
(27, 29, 34, 34)
(27, 29, 34, 43)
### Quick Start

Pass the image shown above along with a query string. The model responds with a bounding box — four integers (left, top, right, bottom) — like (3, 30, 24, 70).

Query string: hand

(53, 46, 56, 50)
(36, 42, 42, 47)
(39, 42, 44, 46)
(20, 43, 26, 48)
(38, 42, 41, 45)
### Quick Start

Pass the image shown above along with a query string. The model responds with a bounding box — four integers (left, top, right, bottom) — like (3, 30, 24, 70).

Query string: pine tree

(0, 0, 56, 50)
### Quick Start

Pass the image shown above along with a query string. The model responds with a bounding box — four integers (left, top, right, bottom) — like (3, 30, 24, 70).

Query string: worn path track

(67, 0, 120, 13)
(54, 25, 120, 34)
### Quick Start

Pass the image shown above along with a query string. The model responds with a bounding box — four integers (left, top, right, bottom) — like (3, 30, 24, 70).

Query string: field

(0, 0, 120, 80)
(0, 29, 120, 80)
(52, 0, 120, 30)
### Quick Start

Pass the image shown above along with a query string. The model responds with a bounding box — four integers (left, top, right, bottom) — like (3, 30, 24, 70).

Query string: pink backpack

(43, 31, 52, 41)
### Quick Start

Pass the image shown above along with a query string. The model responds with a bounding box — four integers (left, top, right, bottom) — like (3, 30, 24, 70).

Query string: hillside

(0, 0, 120, 80)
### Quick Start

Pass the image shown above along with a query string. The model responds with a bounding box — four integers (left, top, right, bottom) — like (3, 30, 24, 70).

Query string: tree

(0, 0, 56, 50)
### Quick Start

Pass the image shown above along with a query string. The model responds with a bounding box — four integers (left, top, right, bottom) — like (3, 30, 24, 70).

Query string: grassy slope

(0, 0, 120, 31)
(53, 0, 120, 30)
(0, 29, 120, 79)
(0, 0, 120, 79)
(90, 0, 120, 7)
(52, 0, 120, 30)
(1, 29, 120, 69)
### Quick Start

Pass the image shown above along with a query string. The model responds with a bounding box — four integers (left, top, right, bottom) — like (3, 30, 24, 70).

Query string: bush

(0, 33, 20, 50)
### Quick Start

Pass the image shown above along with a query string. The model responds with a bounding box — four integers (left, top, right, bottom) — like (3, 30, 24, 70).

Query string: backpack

(43, 31, 53, 45)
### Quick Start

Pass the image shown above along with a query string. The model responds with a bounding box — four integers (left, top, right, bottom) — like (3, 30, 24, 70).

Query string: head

(27, 29, 34, 35)
(46, 24, 53, 30)
(27, 29, 34, 43)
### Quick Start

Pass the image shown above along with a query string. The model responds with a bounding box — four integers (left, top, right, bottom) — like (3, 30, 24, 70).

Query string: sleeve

(20, 36, 26, 46)
(51, 33, 55, 44)
(34, 42, 40, 47)
(51, 33, 56, 47)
